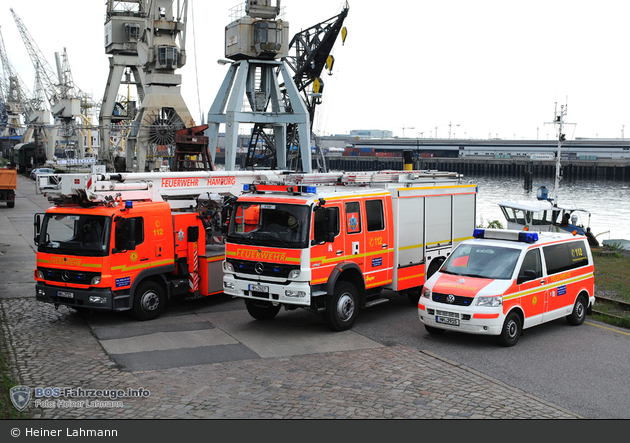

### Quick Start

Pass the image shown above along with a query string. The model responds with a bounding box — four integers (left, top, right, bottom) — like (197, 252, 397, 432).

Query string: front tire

(498, 311, 522, 347)
(567, 294, 588, 326)
(7, 201, 14, 208)
(245, 300, 281, 320)
(325, 281, 359, 331)
(133, 281, 165, 321)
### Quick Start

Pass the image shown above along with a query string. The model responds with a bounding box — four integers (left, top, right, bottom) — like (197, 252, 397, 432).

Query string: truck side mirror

(33, 213, 42, 246)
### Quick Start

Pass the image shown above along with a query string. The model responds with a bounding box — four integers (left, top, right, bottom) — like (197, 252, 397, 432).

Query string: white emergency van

(417, 228, 595, 346)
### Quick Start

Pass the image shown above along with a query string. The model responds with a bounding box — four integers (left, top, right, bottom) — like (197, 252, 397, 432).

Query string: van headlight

(475, 296, 503, 307)
(421, 286, 432, 299)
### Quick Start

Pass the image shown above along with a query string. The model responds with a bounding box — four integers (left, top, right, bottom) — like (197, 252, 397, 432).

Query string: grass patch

(592, 248, 630, 302)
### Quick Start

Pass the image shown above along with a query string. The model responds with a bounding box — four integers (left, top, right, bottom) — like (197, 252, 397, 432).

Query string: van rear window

(543, 240, 589, 275)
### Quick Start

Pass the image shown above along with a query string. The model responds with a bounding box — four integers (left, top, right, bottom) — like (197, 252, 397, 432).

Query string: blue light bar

(473, 229, 485, 238)
(243, 184, 250, 191)
(125, 201, 133, 209)
(518, 232, 539, 243)
(305, 186, 317, 194)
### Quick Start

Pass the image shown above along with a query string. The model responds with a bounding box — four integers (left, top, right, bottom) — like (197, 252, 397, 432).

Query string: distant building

(349, 129, 393, 139)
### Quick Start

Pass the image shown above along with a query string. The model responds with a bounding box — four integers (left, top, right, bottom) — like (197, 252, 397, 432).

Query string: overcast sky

(2, 0, 630, 140)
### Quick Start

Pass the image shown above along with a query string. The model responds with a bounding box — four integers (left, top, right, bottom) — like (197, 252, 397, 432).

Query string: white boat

(497, 104, 599, 247)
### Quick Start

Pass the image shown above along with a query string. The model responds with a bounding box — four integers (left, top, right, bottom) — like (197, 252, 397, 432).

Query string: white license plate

(57, 291, 74, 299)
(436, 315, 459, 326)
(249, 284, 269, 293)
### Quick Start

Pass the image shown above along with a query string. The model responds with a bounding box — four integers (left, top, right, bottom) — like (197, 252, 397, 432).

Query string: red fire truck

(222, 171, 478, 330)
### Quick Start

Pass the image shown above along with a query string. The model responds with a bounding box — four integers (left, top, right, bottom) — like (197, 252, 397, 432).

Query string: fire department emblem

(178, 229, 185, 242)
(347, 213, 359, 233)
(10, 386, 31, 412)
(447, 294, 456, 304)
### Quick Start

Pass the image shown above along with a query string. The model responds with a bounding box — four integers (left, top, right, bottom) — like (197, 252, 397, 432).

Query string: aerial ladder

(245, 2, 349, 172)
(33, 168, 283, 319)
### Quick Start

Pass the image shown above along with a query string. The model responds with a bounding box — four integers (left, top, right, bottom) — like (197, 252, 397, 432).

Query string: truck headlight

(224, 262, 234, 273)
(475, 296, 503, 307)
(288, 269, 301, 279)
(421, 286, 432, 299)
(91, 276, 101, 285)
(37, 270, 44, 279)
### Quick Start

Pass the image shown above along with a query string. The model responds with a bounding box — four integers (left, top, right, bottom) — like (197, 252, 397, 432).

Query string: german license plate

(436, 315, 459, 326)
(249, 284, 269, 293)
(57, 291, 74, 299)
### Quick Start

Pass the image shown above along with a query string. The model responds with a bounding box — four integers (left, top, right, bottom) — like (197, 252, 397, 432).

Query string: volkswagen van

(417, 229, 595, 346)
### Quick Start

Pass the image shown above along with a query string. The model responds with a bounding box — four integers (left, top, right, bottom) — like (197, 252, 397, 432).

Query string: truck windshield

(441, 244, 521, 280)
(227, 202, 310, 249)
(38, 214, 111, 257)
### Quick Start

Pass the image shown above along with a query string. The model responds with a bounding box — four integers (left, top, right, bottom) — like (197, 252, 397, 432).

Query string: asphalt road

(3, 172, 630, 419)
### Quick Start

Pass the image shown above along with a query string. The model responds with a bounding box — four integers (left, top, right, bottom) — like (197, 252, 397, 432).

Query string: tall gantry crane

(207, 0, 312, 172)
(11, 8, 96, 161)
(126, 0, 194, 172)
(245, 2, 349, 171)
(100, 0, 148, 171)
(0, 25, 49, 148)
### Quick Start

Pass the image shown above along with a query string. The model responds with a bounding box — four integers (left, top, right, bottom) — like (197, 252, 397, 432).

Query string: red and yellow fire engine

(222, 170, 478, 330)
(33, 170, 276, 320)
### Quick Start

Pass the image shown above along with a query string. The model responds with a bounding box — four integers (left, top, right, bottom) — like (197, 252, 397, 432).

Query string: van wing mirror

(517, 269, 537, 284)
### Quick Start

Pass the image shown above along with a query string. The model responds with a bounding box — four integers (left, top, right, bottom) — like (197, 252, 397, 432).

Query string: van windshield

(441, 244, 522, 280)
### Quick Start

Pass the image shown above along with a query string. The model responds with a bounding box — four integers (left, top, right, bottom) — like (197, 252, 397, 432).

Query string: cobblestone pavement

(1, 298, 581, 419)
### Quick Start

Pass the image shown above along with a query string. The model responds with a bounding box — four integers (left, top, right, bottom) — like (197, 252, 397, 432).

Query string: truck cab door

(343, 200, 365, 273)
(310, 202, 343, 285)
(363, 197, 393, 289)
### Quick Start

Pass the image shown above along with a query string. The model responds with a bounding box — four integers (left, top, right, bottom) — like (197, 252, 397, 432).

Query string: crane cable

(191, 0, 202, 125)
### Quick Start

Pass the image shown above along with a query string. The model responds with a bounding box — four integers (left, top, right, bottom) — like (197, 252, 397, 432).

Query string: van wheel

(133, 281, 165, 321)
(425, 325, 445, 335)
(498, 312, 521, 347)
(245, 300, 281, 320)
(7, 202, 14, 208)
(325, 281, 358, 331)
(567, 294, 587, 326)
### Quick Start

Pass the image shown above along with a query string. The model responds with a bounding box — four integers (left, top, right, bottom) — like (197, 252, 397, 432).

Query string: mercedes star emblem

(255, 262, 265, 275)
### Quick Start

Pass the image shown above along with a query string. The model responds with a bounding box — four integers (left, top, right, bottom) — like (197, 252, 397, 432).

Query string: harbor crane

(0, 26, 49, 148)
(11, 8, 94, 161)
(100, 0, 148, 172)
(208, 0, 313, 172)
(126, 0, 195, 172)
(243, 2, 350, 172)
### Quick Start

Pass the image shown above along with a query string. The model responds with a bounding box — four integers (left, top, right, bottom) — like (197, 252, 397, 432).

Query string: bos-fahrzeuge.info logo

(10, 386, 150, 411)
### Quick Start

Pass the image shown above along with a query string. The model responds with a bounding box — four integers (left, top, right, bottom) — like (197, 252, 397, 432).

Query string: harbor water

(469, 175, 630, 244)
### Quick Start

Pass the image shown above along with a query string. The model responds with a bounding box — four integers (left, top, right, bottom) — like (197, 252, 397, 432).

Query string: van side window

(365, 199, 384, 232)
(543, 240, 589, 275)
(519, 249, 542, 279)
(345, 202, 362, 234)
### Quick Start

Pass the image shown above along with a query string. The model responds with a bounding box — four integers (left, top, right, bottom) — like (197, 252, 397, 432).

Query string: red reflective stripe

(418, 303, 426, 311)
(473, 313, 500, 319)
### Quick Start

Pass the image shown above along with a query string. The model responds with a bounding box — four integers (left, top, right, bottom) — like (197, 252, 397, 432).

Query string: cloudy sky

(2, 0, 629, 140)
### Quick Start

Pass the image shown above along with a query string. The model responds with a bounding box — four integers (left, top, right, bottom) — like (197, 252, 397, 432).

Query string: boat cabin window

(531, 210, 553, 226)
(501, 207, 528, 225)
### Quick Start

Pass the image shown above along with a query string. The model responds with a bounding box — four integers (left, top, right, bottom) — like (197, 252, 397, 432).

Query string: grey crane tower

(127, 0, 194, 172)
(207, 0, 312, 172)
(100, 0, 148, 171)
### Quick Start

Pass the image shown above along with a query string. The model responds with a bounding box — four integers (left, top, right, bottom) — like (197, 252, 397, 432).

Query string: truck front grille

(227, 259, 299, 279)
(38, 267, 100, 285)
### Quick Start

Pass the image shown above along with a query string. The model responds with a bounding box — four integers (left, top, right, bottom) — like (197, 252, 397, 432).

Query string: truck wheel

(498, 311, 521, 347)
(245, 299, 281, 320)
(567, 294, 587, 326)
(407, 287, 422, 305)
(325, 281, 358, 331)
(132, 281, 165, 321)
(7, 202, 14, 208)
